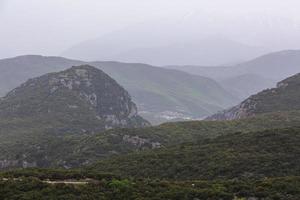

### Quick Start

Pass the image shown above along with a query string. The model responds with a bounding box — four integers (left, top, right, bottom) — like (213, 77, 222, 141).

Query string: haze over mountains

(2, 1, 300, 198)
(62, 37, 268, 66)
(167, 50, 300, 80)
(1, 48, 300, 125)
(0, 55, 239, 124)
(167, 50, 300, 99)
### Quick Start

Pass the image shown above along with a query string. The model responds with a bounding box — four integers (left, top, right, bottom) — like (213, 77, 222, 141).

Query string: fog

(1, 0, 300, 64)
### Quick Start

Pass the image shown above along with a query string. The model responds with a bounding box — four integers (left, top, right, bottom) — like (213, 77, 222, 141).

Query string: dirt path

(1, 178, 92, 185)
(44, 180, 89, 185)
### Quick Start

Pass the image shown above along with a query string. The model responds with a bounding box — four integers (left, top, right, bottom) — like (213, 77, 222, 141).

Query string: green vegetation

(1, 61, 300, 198)
(2, 111, 300, 169)
(2, 127, 300, 199)
(1, 174, 300, 200)
(0, 111, 300, 168)
(0, 168, 117, 181)
(89, 127, 300, 180)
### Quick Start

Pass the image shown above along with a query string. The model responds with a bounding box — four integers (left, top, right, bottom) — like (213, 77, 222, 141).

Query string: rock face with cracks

(207, 73, 300, 121)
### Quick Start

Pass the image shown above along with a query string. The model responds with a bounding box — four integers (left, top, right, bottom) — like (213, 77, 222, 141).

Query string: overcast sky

(1, 0, 300, 59)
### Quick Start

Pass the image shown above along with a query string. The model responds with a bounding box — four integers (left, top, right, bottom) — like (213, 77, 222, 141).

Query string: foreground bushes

(1, 176, 300, 200)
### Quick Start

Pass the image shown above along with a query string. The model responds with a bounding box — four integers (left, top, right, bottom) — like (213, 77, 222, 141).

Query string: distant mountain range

(62, 37, 268, 66)
(166, 50, 300, 99)
(220, 74, 275, 100)
(167, 50, 300, 81)
(0, 55, 238, 124)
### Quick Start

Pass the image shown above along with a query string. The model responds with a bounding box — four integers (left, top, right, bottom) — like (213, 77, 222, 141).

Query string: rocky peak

(0, 65, 150, 133)
(207, 72, 300, 121)
(276, 73, 300, 88)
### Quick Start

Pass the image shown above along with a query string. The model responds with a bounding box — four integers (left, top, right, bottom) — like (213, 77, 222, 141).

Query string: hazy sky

(1, 0, 300, 59)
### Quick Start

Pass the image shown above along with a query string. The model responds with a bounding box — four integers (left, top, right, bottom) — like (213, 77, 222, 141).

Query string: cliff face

(0, 65, 149, 133)
(206, 100, 255, 121)
(207, 73, 300, 121)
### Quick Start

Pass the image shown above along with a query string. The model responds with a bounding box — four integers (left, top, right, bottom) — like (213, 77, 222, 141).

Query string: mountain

(90, 61, 239, 123)
(1, 66, 300, 170)
(0, 65, 149, 133)
(0, 55, 84, 97)
(0, 55, 239, 123)
(166, 50, 300, 101)
(105, 38, 268, 66)
(81, 70, 300, 174)
(62, 36, 268, 66)
(167, 50, 300, 81)
(236, 50, 300, 80)
(208, 73, 300, 120)
(220, 74, 275, 100)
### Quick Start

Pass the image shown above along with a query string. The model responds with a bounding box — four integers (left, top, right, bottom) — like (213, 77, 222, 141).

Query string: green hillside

(1, 110, 300, 169)
(89, 127, 300, 180)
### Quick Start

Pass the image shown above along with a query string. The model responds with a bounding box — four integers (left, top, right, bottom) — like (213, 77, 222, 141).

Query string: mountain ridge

(165, 49, 300, 101)
(207, 73, 300, 120)
(0, 55, 239, 123)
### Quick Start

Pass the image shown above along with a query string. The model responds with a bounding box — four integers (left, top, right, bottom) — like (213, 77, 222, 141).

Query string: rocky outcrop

(122, 135, 162, 149)
(207, 73, 300, 121)
(0, 160, 37, 169)
(0, 65, 150, 132)
(206, 98, 257, 121)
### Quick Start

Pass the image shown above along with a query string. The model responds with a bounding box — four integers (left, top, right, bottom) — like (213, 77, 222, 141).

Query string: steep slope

(0, 55, 239, 123)
(89, 127, 300, 180)
(208, 73, 300, 120)
(0, 65, 149, 133)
